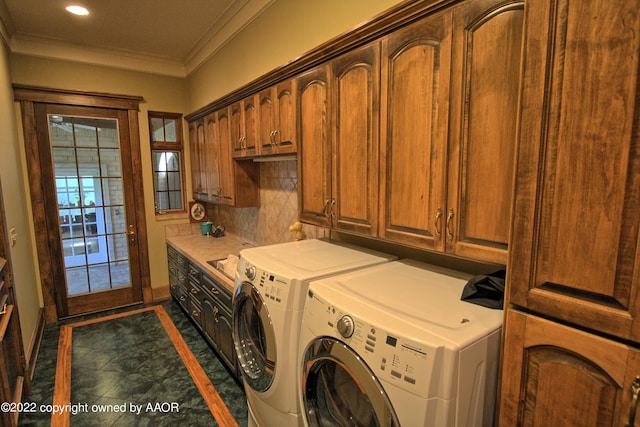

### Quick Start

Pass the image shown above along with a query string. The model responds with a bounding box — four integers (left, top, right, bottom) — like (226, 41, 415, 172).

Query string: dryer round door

(301, 337, 400, 427)
(232, 281, 277, 392)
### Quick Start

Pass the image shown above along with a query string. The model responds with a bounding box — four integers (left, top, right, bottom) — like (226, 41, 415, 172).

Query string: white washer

(298, 259, 503, 427)
(232, 239, 396, 427)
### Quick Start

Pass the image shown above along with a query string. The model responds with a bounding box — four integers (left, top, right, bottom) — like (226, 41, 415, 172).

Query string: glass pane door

(49, 115, 130, 296)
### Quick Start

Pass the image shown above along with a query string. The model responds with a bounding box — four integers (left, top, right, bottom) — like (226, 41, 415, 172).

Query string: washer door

(232, 281, 277, 392)
(302, 337, 400, 427)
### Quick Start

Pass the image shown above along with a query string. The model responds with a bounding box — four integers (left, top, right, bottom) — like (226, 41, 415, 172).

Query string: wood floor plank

(51, 325, 72, 427)
(154, 305, 239, 427)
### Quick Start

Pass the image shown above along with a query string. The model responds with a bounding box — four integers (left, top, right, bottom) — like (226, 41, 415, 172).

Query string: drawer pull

(190, 288, 198, 294)
(210, 287, 219, 295)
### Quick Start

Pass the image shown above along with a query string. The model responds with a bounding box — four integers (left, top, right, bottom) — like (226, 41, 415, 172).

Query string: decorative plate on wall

(189, 202, 206, 222)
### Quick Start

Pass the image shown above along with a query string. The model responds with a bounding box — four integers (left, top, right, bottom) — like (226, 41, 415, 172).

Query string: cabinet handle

(323, 199, 331, 218)
(434, 208, 442, 240)
(270, 129, 278, 146)
(190, 288, 198, 294)
(191, 310, 199, 318)
(0, 303, 7, 315)
(446, 208, 455, 241)
(213, 306, 219, 323)
(627, 377, 640, 427)
(210, 287, 219, 295)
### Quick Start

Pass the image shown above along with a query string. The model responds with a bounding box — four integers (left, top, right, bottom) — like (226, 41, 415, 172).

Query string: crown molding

(4, 0, 275, 78)
(9, 35, 187, 77)
(184, 0, 276, 75)
(0, 0, 12, 50)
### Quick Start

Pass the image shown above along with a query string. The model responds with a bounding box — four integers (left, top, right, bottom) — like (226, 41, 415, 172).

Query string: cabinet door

(214, 306, 237, 375)
(446, 0, 523, 264)
(257, 87, 275, 154)
(259, 82, 297, 156)
(331, 42, 380, 236)
(215, 108, 235, 205)
(243, 95, 259, 156)
(499, 310, 640, 427)
(204, 113, 221, 201)
(508, 0, 640, 341)
(200, 297, 217, 349)
(273, 80, 296, 154)
(231, 96, 259, 158)
(188, 119, 208, 201)
(297, 64, 332, 227)
(230, 101, 244, 158)
(378, 11, 452, 250)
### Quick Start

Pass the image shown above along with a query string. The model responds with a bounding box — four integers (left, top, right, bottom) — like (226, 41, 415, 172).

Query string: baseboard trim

(25, 308, 45, 382)
(152, 285, 171, 302)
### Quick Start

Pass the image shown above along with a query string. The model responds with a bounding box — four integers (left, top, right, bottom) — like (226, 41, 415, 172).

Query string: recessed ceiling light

(65, 5, 90, 16)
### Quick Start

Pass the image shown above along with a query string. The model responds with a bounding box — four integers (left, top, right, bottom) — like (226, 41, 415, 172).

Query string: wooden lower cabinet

(168, 246, 188, 310)
(200, 274, 237, 377)
(499, 309, 640, 427)
(167, 245, 238, 379)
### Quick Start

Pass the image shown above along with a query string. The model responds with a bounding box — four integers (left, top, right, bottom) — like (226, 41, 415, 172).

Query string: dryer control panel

(305, 288, 440, 399)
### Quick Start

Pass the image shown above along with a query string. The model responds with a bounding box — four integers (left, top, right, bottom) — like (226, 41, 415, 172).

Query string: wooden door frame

(13, 85, 151, 323)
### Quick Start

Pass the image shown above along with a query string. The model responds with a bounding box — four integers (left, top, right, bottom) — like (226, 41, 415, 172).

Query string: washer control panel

(236, 257, 291, 307)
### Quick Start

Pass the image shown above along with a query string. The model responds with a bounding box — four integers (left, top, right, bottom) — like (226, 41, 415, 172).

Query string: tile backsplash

(205, 160, 327, 245)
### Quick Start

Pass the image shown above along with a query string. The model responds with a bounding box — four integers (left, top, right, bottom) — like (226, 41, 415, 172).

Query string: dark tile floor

(18, 299, 248, 426)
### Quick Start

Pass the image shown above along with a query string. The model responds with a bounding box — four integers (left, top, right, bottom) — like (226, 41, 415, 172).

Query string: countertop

(166, 233, 251, 293)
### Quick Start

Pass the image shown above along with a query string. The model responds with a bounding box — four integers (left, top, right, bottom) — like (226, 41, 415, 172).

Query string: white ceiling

(0, 0, 274, 76)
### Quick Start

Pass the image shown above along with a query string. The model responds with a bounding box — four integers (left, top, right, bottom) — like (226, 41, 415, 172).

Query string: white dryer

(232, 239, 395, 427)
(298, 259, 503, 427)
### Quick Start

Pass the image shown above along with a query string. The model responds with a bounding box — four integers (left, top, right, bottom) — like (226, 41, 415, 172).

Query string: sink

(207, 256, 238, 281)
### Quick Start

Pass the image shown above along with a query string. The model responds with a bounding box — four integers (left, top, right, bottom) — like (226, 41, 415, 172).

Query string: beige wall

(9, 56, 190, 299)
(187, 0, 404, 111)
(0, 40, 42, 354)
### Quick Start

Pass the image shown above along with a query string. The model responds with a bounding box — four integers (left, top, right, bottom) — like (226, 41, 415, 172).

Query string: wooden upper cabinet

(378, 0, 523, 261)
(204, 113, 222, 202)
(499, 310, 640, 427)
(378, 10, 452, 251)
(230, 101, 243, 157)
(331, 42, 380, 236)
(231, 95, 259, 158)
(297, 64, 331, 227)
(197, 109, 260, 208)
(508, 0, 640, 341)
(446, 0, 524, 264)
(258, 80, 297, 156)
(215, 108, 235, 205)
(189, 119, 208, 202)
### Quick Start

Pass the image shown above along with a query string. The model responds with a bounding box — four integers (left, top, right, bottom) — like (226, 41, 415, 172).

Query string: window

(149, 111, 185, 214)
